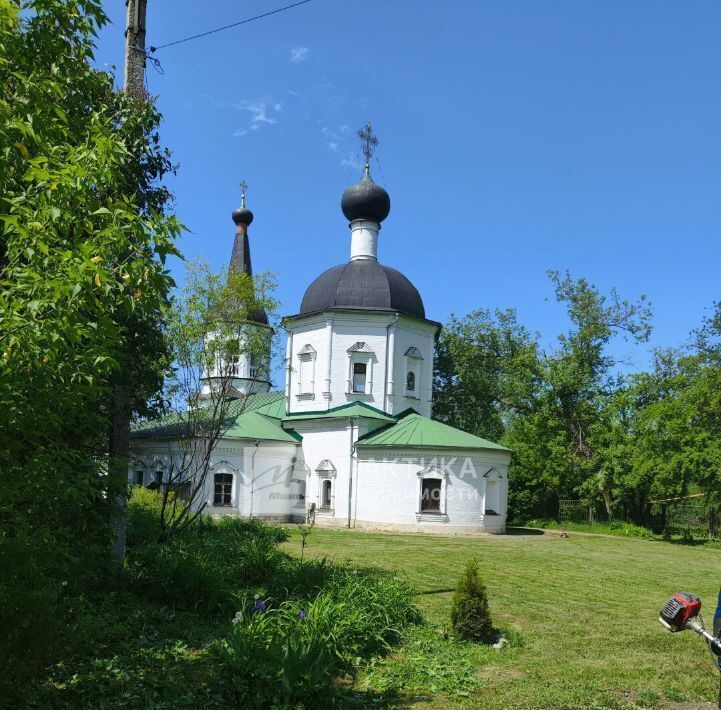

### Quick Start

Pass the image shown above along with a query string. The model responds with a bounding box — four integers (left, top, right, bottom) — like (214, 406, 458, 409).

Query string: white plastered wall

(351, 448, 511, 534)
(285, 312, 438, 417)
(129, 439, 303, 521)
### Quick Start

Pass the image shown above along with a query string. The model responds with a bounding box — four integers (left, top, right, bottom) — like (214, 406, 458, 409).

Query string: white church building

(130, 163, 511, 534)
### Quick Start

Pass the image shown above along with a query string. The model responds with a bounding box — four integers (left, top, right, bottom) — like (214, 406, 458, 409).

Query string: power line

(149, 0, 312, 53)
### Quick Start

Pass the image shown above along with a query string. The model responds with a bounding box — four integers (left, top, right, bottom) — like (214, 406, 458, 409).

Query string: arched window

(421, 478, 441, 512)
(321, 479, 333, 509)
(406, 371, 416, 392)
(416, 466, 448, 519)
(213, 473, 233, 507)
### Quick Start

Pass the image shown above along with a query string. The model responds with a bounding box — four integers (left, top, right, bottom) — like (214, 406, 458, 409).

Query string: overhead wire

(148, 0, 312, 53)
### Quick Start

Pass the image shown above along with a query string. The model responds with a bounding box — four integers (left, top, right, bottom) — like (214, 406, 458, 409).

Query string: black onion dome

(341, 173, 391, 223)
(300, 260, 425, 319)
(232, 206, 254, 225)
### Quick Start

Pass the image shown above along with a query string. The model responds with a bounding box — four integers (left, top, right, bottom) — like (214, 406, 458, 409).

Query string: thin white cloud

(321, 124, 350, 153)
(231, 98, 282, 137)
(290, 46, 309, 64)
(341, 152, 363, 172)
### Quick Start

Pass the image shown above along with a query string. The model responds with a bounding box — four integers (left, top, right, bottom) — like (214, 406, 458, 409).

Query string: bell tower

(200, 183, 272, 399)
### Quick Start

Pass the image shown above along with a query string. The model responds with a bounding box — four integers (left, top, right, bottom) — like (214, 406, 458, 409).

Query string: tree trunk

(109, 382, 130, 577)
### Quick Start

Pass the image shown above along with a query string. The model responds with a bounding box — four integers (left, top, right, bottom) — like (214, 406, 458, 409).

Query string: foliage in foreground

(450, 559, 494, 642)
(0, 0, 180, 694)
(226, 573, 419, 706)
(24, 490, 420, 707)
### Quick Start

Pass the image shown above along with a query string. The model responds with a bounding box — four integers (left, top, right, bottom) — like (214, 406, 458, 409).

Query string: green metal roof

(224, 410, 301, 443)
(356, 409, 511, 451)
(132, 391, 295, 442)
(283, 401, 395, 423)
(240, 391, 286, 419)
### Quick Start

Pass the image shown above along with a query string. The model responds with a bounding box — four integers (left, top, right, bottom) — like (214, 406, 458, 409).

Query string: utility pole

(124, 0, 147, 98)
(109, 0, 149, 578)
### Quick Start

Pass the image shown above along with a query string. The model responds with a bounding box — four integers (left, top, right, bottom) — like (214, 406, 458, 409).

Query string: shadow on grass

(505, 526, 546, 536)
(336, 689, 430, 707)
(417, 587, 455, 595)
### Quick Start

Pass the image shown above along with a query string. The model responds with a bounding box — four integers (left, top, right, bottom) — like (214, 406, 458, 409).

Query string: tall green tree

(0, 0, 180, 689)
(144, 260, 279, 541)
(503, 271, 652, 519)
(629, 308, 721, 523)
(433, 308, 540, 443)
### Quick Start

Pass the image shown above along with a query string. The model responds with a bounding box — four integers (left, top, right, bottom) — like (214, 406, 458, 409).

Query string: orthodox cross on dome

(357, 122, 378, 175)
(239, 179, 249, 208)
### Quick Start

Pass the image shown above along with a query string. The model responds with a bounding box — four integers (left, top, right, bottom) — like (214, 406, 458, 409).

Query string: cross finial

(239, 180, 249, 208)
(357, 122, 378, 175)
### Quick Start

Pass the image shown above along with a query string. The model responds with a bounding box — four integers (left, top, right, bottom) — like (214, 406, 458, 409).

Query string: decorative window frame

(209, 460, 239, 508)
(404, 346, 423, 399)
(296, 344, 316, 400)
(151, 457, 165, 485)
(346, 342, 374, 398)
(315, 459, 336, 515)
(415, 465, 449, 522)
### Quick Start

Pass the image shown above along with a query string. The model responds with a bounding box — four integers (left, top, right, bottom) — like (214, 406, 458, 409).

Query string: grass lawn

(282, 527, 721, 709)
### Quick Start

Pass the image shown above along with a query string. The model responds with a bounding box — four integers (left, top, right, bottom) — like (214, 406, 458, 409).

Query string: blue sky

(94, 0, 721, 378)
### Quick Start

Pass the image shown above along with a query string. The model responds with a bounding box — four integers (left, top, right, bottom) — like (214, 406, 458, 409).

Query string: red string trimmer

(660, 592, 721, 708)
(659, 592, 721, 655)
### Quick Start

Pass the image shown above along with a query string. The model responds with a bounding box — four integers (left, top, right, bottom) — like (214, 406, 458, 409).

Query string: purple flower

(299, 610, 307, 619)
(252, 598, 267, 614)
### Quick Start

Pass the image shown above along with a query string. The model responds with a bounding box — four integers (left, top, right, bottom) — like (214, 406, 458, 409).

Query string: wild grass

(24, 489, 419, 708)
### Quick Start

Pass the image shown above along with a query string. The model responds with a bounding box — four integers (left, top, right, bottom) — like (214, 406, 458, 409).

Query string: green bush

(125, 519, 287, 615)
(126, 486, 164, 548)
(450, 559, 493, 642)
(225, 568, 419, 706)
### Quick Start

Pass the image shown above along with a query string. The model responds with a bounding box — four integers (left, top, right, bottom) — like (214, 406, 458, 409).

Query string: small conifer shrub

(450, 559, 493, 641)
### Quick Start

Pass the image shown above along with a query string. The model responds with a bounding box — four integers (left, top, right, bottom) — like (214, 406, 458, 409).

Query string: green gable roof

(283, 401, 395, 424)
(356, 410, 511, 451)
(224, 410, 301, 443)
(132, 391, 297, 443)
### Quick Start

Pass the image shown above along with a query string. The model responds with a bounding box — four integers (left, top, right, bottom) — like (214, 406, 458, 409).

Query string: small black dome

(300, 260, 425, 319)
(341, 172, 390, 223)
(232, 207, 254, 226)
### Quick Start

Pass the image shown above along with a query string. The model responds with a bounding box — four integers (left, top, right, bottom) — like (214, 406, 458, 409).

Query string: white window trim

(208, 461, 240, 508)
(346, 342, 374, 397)
(404, 346, 423, 400)
(296, 344, 316, 400)
(415, 466, 449, 521)
(315, 460, 337, 515)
